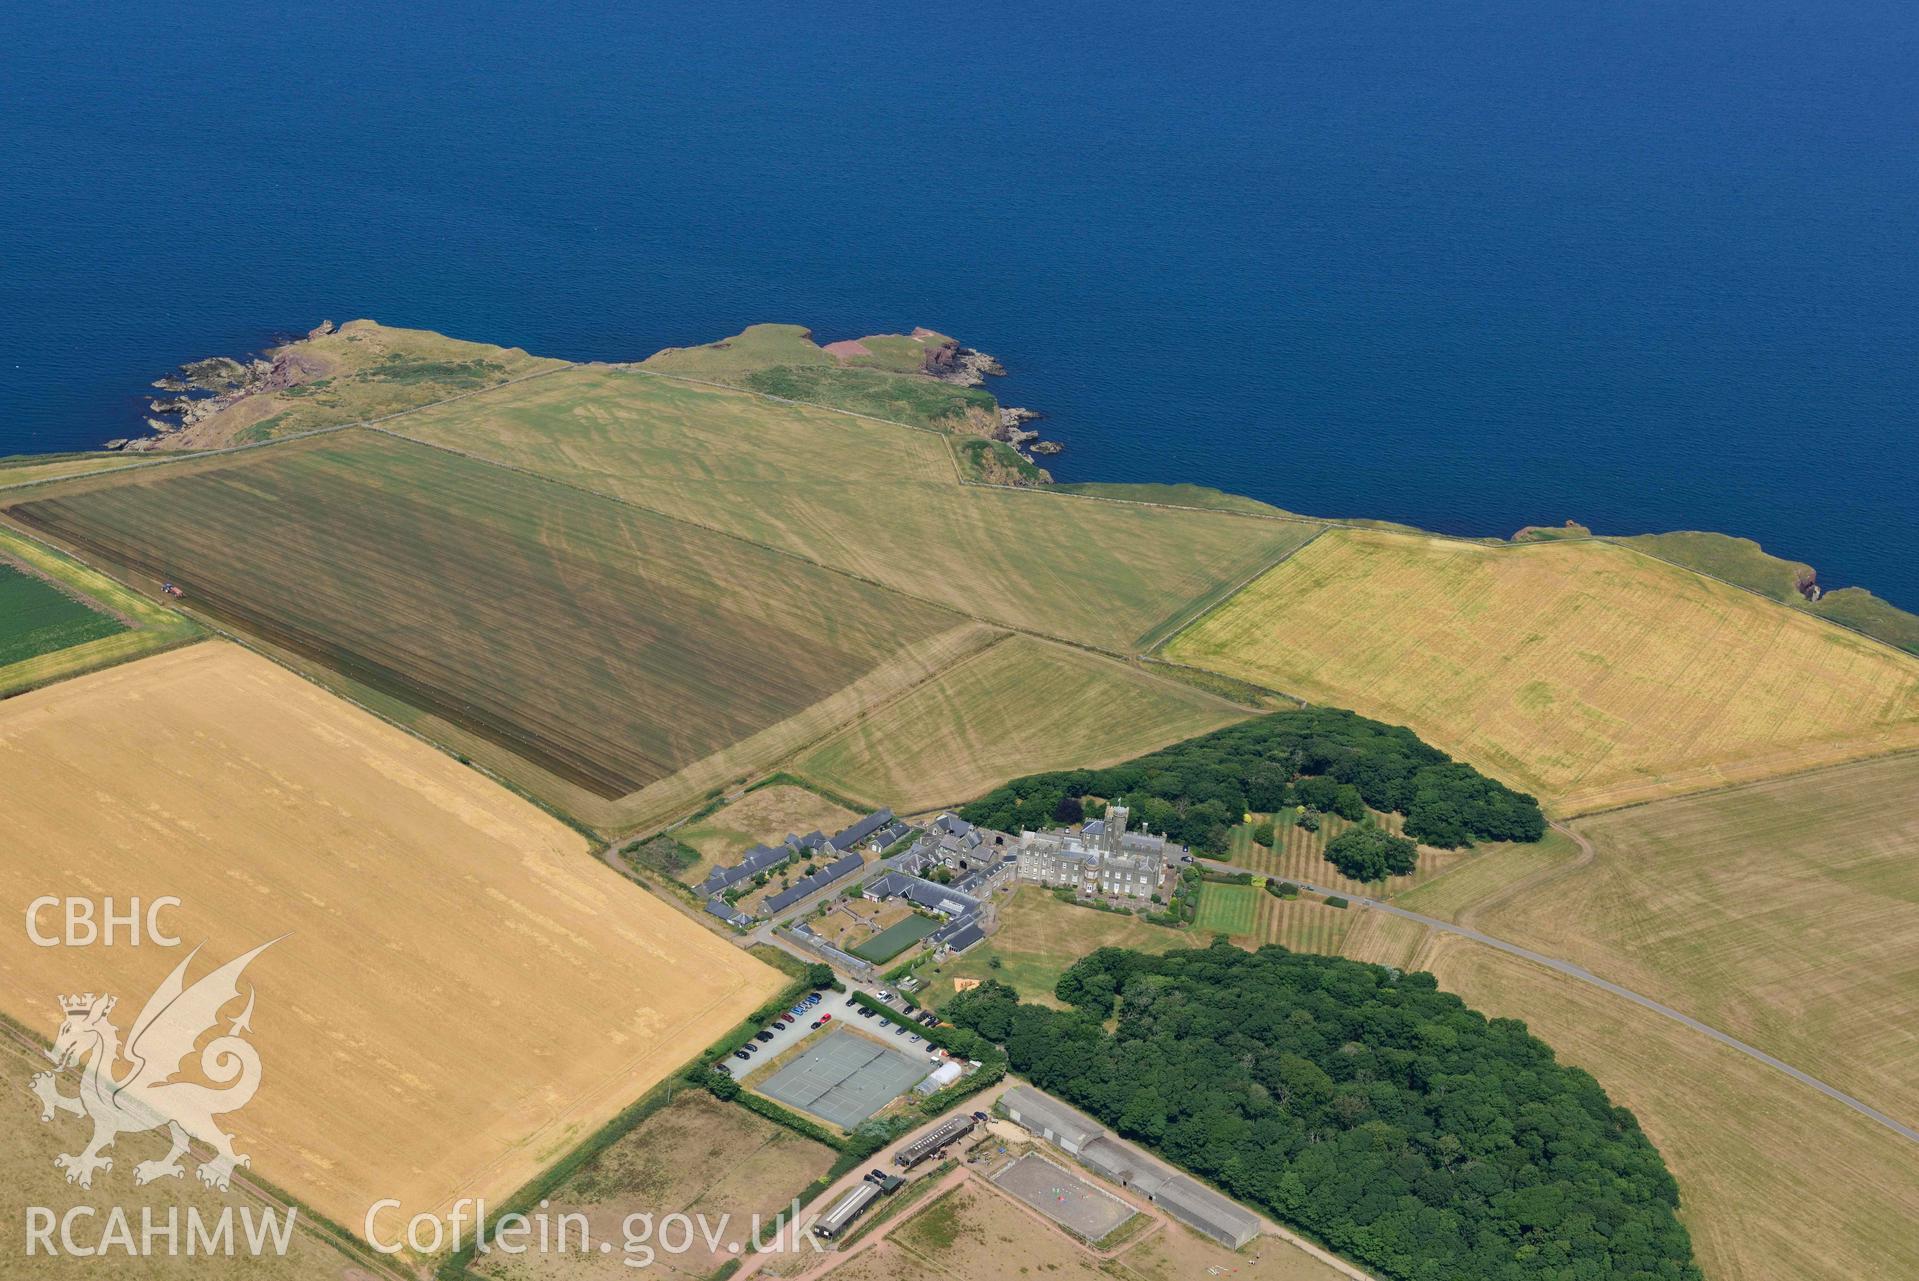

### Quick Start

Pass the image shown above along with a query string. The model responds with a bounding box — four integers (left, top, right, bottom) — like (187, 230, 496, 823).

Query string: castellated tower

(1102, 803, 1130, 854)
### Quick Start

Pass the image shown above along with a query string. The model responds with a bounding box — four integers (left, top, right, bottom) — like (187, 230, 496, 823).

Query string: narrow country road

(1202, 854, 1919, 1147)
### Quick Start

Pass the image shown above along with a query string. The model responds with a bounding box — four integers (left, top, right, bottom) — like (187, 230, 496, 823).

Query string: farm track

(1200, 855, 1919, 1147)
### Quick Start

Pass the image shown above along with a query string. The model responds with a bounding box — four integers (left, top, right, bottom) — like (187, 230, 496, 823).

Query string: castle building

(1016, 804, 1176, 900)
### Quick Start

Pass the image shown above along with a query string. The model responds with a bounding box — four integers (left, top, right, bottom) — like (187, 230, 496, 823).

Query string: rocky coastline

(915, 331, 1060, 470)
(108, 320, 334, 451)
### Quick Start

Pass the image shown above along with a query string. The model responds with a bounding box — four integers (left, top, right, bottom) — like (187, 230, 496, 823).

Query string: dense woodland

(950, 946, 1700, 1281)
(1324, 825, 1421, 881)
(960, 708, 1544, 853)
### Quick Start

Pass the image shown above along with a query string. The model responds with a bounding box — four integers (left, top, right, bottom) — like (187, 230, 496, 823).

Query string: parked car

(819, 1013, 832, 1024)
(894, 1025, 908, 1036)
(857, 1007, 875, 1018)
(732, 1050, 750, 1062)
(908, 1034, 920, 1043)
(754, 1031, 774, 1043)
(876, 990, 892, 1000)
(845, 995, 860, 1007)
(810, 1018, 824, 1029)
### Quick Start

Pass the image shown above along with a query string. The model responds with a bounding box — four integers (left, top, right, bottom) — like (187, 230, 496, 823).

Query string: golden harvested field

(1477, 753, 1919, 1131)
(388, 365, 1323, 652)
(0, 525, 202, 697)
(473, 1090, 836, 1281)
(673, 784, 860, 884)
(1422, 934, 1919, 1281)
(1165, 527, 1919, 813)
(794, 636, 1251, 812)
(1389, 827, 1581, 923)
(0, 1038, 365, 1280)
(0, 643, 782, 1235)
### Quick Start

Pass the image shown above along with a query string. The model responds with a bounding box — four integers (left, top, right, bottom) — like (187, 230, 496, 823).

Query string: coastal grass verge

(1164, 526, 1919, 814)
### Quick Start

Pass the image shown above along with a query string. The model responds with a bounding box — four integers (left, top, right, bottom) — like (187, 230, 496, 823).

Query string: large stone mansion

(1016, 804, 1180, 900)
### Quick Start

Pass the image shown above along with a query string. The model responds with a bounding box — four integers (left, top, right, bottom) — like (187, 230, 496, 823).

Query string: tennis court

(757, 1030, 930, 1129)
(851, 914, 941, 963)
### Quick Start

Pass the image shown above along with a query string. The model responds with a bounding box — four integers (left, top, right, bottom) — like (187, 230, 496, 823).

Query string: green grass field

(4, 431, 965, 824)
(389, 365, 1321, 652)
(0, 562, 123, 664)
(851, 914, 942, 963)
(1167, 526, 1919, 813)
(794, 635, 1250, 811)
(1193, 882, 1260, 935)
(0, 525, 202, 697)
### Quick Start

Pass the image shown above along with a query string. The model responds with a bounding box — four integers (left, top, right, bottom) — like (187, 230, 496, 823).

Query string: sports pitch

(991, 1153, 1136, 1242)
(757, 1030, 929, 1129)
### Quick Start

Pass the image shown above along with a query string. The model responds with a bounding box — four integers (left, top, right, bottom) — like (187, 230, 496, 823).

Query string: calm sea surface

(3, 1, 1914, 603)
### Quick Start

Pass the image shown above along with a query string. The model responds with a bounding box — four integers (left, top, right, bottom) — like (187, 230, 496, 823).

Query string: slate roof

(760, 851, 865, 915)
(703, 896, 753, 928)
(830, 808, 895, 851)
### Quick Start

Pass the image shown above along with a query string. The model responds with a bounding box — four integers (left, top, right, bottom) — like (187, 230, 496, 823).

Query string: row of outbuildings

(997, 1085, 1262, 1250)
(701, 807, 902, 927)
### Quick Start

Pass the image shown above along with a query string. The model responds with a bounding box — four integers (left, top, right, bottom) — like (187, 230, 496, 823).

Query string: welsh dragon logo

(31, 939, 278, 1192)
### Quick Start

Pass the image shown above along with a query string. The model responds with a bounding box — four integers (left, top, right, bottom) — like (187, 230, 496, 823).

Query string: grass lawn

(920, 888, 1183, 1009)
(1166, 526, 1919, 814)
(794, 635, 1251, 812)
(1476, 751, 1919, 1132)
(1193, 882, 1260, 935)
(1225, 810, 1466, 899)
(851, 914, 941, 963)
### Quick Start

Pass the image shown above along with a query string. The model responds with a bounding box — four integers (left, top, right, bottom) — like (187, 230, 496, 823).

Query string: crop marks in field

(389, 366, 1323, 653)
(795, 635, 1251, 812)
(5, 431, 965, 808)
(1167, 527, 1919, 813)
(0, 643, 783, 1231)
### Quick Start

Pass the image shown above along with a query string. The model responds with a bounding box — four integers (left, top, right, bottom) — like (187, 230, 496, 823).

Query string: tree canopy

(959, 707, 1544, 853)
(1324, 825, 1419, 881)
(950, 945, 1698, 1281)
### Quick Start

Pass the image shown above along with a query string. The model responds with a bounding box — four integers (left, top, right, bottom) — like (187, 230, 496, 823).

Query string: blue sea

(3, 1, 1914, 605)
